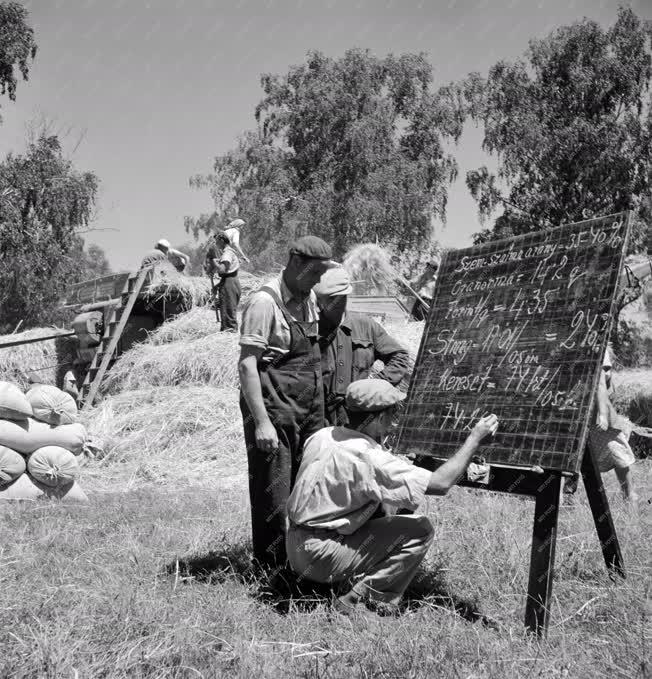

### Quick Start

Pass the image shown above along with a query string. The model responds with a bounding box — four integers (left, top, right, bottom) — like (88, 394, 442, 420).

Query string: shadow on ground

(164, 543, 496, 626)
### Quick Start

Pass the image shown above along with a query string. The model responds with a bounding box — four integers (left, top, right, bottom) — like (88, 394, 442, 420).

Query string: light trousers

(287, 514, 434, 604)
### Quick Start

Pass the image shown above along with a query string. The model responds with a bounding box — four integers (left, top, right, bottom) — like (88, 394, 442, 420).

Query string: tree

(465, 7, 652, 253)
(0, 134, 99, 332)
(0, 1, 36, 122)
(77, 242, 112, 279)
(187, 49, 463, 264)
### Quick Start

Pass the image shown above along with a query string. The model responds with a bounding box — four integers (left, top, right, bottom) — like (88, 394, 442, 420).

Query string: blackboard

(396, 213, 631, 473)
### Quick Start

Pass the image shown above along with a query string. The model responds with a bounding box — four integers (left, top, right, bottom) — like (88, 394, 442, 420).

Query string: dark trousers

(240, 397, 306, 568)
(411, 297, 431, 321)
(218, 274, 241, 332)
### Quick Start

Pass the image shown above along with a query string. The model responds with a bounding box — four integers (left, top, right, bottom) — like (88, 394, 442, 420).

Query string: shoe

(331, 596, 380, 620)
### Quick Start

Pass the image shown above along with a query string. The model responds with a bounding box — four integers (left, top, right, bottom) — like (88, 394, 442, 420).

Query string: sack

(27, 384, 78, 425)
(0, 418, 86, 455)
(27, 446, 80, 487)
(0, 473, 88, 502)
(0, 445, 26, 485)
(0, 381, 33, 421)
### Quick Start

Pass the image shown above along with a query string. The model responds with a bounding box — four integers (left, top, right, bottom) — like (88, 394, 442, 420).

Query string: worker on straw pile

(587, 345, 637, 502)
(204, 231, 241, 332)
(155, 239, 190, 273)
(238, 235, 333, 569)
(409, 257, 440, 321)
(314, 266, 410, 427)
(287, 378, 499, 618)
(224, 218, 251, 265)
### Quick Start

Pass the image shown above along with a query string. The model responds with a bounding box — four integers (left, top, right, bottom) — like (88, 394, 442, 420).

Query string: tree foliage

(0, 1, 36, 122)
(0, 135, 99, 332)
(77, 242, 112, 279)
(466, 7, 652, 252)
(187, 49, 463, 267)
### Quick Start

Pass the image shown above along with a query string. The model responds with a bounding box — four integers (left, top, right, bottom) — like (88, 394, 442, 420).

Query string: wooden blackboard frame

(399, 212, 631, 637)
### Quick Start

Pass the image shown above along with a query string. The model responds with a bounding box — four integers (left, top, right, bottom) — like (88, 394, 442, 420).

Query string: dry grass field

(0, 307, 650, 678)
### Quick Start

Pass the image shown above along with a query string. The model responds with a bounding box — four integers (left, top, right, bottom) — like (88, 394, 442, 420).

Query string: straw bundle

(148, 307, 218, 345)
(100, 330, 240, 395)
(0, 327, 77, 391)
(142, 264, 212, 309)
(342, 243, 398, 295)
(80, 385, 246, 489)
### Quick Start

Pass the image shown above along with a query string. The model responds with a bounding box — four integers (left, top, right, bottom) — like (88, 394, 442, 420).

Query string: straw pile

(148, 307, 218, 345)
(80, 385, 245, 489)
(0, 327, 77, 391)
(142, 264, 212, 309)
(100, 323, 240, 395)
(343, 243, 398, 295)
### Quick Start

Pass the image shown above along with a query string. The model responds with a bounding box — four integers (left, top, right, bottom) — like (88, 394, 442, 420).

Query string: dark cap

(215, 230, 231, 245)
(289, 235, 332, 260)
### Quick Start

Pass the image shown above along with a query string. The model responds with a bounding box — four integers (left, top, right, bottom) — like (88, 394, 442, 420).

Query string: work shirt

(287, 426, 431, 534)
(224, 226, 241, 250)
(240, 272, 320, 363)
(167, 248, 188, 271)
(219, 245, 239, 273)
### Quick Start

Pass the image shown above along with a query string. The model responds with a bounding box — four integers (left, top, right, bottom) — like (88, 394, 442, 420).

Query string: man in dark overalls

(238, 236, 332, 569)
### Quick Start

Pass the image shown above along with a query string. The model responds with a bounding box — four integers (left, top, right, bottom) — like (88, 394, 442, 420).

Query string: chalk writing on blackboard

(396, 213, 630, 473)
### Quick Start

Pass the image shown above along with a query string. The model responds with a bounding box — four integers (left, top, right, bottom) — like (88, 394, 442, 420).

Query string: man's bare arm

(425, 415, 498, 496)
(238, 345, 279, 452)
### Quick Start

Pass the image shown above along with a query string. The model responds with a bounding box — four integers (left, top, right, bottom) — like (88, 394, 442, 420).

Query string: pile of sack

(0, 381, 88, 502)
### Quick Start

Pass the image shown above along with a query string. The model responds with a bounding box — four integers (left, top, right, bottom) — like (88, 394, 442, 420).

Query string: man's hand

(255, 418, 279, 453)
(470, 414, 499, 443)
(596, 413, 609, 431)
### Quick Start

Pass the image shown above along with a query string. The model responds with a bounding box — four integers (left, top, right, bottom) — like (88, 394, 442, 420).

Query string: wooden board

(396, 213, 630, 474)
(64, 273, 130, 306)
(347, 296, 410, 322)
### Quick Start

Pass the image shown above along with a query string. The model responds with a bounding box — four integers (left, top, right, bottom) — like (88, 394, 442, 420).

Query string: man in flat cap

(239, 235, 333, 569)
(286, 378, 499, 618)
(314, 266, 410, 427)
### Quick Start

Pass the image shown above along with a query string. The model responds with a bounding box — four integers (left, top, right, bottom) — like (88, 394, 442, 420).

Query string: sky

(1, 0, 650, 271)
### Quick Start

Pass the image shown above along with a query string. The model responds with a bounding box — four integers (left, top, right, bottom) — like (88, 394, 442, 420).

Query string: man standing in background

(409, 258, 440, 321)
(314, 266, 410, 427)
(224, 218, 251, 265)
(238, 235, 332, 569)
(205, 231, 241, 332)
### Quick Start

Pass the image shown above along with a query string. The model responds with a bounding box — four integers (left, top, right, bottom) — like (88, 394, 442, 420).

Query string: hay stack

(100, 329, 240, 395)
(611, 368, 652, 458)
(148, 307, 217, 345)
(0, 327, 77, 391)
(343, 243, 398, 295)
(80, 385, 245, 488)
(142, 264, 211, 309)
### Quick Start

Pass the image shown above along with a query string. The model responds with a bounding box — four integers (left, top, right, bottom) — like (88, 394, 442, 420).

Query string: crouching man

(286, 379, 498, 617)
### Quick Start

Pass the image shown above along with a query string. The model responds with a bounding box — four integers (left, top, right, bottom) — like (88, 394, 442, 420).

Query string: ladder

(79, 267, 150, 410)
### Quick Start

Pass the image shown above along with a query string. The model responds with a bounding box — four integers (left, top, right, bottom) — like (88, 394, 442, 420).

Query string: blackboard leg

(524, 472, 562, 637)
(581, 446, 626, 579)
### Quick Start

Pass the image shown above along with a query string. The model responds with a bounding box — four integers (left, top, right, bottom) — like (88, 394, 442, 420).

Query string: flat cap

(228, 218, 245, 229)
(289, 235, 332, 260)
(345, 379, 406, 413)
(313, 266, 353, 297)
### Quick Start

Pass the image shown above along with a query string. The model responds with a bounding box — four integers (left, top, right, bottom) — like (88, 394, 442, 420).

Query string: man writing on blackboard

(286, 378, 499, 618)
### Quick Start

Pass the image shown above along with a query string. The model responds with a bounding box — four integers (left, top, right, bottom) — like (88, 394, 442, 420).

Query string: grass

(0, 308, 650, 677)
(0, 462, 649, 678)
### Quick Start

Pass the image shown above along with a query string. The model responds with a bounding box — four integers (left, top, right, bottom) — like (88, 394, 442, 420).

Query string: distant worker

(155, 239, 190, 273)
(238, 235, 332, 569)
(409, 258, 440, 321)
(588, 346, 637, 502)
(287, 378, 499, 618)
(205, 231, 241, 332)
(314, 266, 410, 426)
(223, 218, 251, 265)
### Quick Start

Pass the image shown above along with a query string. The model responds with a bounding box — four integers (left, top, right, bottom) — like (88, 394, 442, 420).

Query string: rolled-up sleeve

(240, 293, 274, 349)
(371, 321, 410, 386)
(365, 448, 431, 511)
